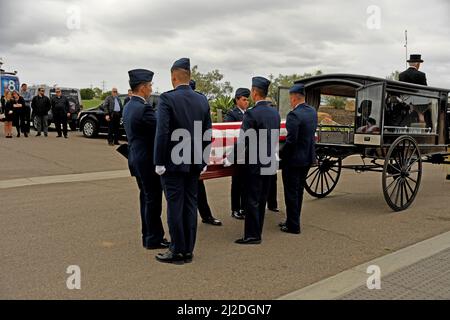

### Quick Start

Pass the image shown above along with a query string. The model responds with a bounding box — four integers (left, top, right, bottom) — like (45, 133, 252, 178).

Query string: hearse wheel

(382, 136, 422, 212)
(305, 154, 342, 198)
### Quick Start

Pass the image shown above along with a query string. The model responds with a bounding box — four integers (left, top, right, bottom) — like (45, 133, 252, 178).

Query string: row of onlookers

(0, 84, 72, 138)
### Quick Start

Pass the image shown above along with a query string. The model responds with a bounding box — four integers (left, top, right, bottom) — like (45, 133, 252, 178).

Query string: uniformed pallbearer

(122, 69, 169, 250)
(225, 88, 251, 220)
(190, 79, 222, 227)
(279, 84, 317, 234)
(227, 77, 281, 245)
(154, 58, 212, 264)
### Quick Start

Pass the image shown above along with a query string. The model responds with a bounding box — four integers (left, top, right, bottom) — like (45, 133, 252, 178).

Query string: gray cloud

(1, 0, 449, 92)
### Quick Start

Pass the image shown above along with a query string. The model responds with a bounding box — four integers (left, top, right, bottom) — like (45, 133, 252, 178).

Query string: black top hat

(407, 54, 424, 63)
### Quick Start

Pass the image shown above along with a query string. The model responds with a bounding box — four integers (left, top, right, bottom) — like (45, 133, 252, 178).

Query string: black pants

(136, 174, 164, 247)
(14, 108, 30, 134)
(161, 172, 199, 255)
(244, 173, 272, 240)
(108, 112, 121, 144)
(231, 166, 246, 212)
(198, 180, 213, 220)
(54, 113, 68, 137)
(267, 175, 278, 209)
(282, 166, 310, 232)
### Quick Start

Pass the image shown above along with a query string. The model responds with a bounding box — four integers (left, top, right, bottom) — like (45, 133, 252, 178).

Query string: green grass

(81, 99, 103, 110)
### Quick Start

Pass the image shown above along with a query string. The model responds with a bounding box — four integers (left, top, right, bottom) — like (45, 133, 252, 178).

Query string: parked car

(28, 86, 82, 131)
(78, 94, 159, 138)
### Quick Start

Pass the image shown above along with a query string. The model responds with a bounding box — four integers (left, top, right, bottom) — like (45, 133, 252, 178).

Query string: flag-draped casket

(201, 121, 287, 180)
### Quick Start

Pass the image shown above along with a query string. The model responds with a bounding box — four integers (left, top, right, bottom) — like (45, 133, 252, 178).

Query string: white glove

(223, 158, 232, 167)
(201, 166, 208, 175)
(155, 166, 166, 176)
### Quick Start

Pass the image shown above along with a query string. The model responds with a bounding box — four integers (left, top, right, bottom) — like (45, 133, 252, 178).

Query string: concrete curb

(278, 231, 450, 300)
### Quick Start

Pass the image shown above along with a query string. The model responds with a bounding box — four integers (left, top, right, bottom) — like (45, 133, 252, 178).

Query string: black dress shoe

(235, 237, 262, 245)
(447, 175, 450, 181)
(202, 217, 222, 226)
(56, 135, 62, 138)
(278, 222, 287, 228)
(36, 133, 41, 137)
(184, 253, 194, 263)
(268, 207, 280, 213)
(24, 133, 28, 137)
(280, 225, 301, 234)
(155, 251, 185, 265)
(145, 239, 170, 250)
(231, 210, 245, 220)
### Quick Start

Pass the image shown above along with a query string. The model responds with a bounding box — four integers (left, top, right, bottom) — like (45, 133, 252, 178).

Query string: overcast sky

(1, 0, 449, 94)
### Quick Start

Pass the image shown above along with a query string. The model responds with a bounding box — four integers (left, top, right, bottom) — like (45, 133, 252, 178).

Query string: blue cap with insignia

(189, 80, 196, 90)
(289, 84, 305, 95)
(235, 88, 251, 98)
(252, 76, 271, 95)
(171, 58, 191, 72)
(128, 69, 154, 88)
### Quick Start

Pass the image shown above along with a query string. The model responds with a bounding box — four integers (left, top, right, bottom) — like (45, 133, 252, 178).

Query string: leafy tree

(386, 70, 400, 81)
(268, 70, 322, 105)
(209, 95, 234, 122)
(191, 66, 233, 100)
(324, 95, 347, 110)
(92, 87, 103, 98)
(101, 91, 112, 100)
(80, 88, 95, 100)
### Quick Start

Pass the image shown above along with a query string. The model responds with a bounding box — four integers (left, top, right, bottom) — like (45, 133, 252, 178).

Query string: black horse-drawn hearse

(278, 74, 450, 211)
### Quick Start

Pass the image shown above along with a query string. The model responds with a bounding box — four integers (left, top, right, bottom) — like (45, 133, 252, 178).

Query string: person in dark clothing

(11, 91, 28, 137)
(279, 84, 318, 234)
(31, 87, 52, 137)
(225, 88, 250, 220)
(123, 69, 169, 251)
(123, 89, 133, 106)
(189, 80, 222, 227)
(3, 91, 14, 138)
(399, 54, 428, 86)
(154, 58, 213, 264)
(50, 88, 71, 138)
(225, 77, 281, 245)
(103, 88, 123, 146)
(1, 95, 5, 114)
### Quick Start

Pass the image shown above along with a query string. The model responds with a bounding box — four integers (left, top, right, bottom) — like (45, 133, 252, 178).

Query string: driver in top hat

(399, 54, 428, 86)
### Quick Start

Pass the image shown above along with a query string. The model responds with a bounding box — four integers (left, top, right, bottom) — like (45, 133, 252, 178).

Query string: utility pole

(101, 80, 106, 93)
(404, 30, 408, 69)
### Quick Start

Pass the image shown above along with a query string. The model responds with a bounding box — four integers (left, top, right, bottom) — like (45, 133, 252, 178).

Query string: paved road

(1, 125, 449, 299)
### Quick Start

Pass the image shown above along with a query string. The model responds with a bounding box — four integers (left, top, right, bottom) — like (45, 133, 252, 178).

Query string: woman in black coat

(11, 91, 29, 137)
(3, 91, 14, 138)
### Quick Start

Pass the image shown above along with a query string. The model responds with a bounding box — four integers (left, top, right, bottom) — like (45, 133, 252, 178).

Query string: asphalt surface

(1, 124, 450, 299)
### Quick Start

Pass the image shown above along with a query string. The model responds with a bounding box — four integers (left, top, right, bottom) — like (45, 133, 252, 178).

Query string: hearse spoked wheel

(382, 136, 422, 212)
(305, 154, 342, 198)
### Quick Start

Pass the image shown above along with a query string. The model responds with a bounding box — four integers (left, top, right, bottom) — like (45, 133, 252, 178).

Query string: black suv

(78, 94, 159, 138)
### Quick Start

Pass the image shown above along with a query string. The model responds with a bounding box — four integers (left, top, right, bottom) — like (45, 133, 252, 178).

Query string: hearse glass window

(384, 93, 439, 135)
(355, 84, 383, 135)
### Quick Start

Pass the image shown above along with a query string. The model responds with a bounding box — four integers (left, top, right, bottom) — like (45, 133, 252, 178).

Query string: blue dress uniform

(154, 58, 212, 260)
(280, 84, 318, 234)
(234, 77, 281, 244)
(189, 80, 222, 226)
(122, 69, 166, 249)
(225, 88, 250, 219)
